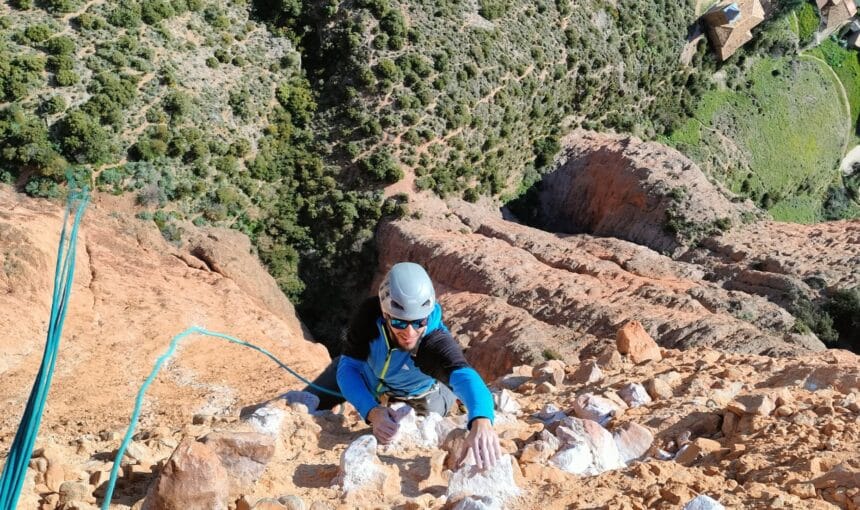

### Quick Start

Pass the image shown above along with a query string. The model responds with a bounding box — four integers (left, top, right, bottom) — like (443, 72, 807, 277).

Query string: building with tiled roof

(701, 0, 766, 61)
(816, 0, 858, 35)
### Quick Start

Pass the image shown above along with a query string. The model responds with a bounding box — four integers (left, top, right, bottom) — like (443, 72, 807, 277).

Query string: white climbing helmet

(378, 262, 436, 320)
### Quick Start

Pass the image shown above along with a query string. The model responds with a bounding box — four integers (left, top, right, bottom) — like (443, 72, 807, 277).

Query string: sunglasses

(388, 317, 429, 330)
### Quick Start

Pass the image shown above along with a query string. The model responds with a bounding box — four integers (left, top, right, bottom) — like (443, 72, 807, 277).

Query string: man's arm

(414, 329, 500, 469)
(413, 330, 495, 426)
(449, 367, 495, 427)
(335, 355, 379, 421)
(335, 295, 385, 421)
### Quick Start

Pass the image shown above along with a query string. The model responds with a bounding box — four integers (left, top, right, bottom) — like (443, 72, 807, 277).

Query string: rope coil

(0, 185, 342, 509)
(0, 187, 89, 510)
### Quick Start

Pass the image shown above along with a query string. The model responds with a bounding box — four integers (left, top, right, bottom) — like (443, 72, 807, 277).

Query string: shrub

(275, 77, 317, 127)
(214, 48, 231, 63)
(478, 0, 509, 19)
(533, 135, 560, 168)
(55, 69, 78, 86)
(162, 90, 194, 118)
(379, 9, 405, 37)
(141, 0, 176, 24)
(230, 138, 251, 157)
(1, 53, 46, 100)
(796, 2, 819, 45)
(55, 110, 116, 164)
(41, 95, 67, 114)
(45, 36, 76, 56)
(108, 0, 142, 28)
(359, 150, 402, 183)
(75, 13, 108, 30)
(825, 287, 860, 351)
(0, 105, 67, 177)
(24, 176, 62, 198)
(203, 5, 230, 27)
(375, 58, 401, 82)
(22, 24, 54, 44)
(43, 0, 82, 12)
(823, 185, 860, 220)
(97, 166, 126, 192)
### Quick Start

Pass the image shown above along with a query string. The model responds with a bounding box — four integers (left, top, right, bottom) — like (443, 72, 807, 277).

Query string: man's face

(386, 315, 428, 351)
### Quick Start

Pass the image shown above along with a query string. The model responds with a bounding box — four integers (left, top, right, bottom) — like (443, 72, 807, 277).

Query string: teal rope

(101, 326, 343, 509)
(0, 188, 89, 510)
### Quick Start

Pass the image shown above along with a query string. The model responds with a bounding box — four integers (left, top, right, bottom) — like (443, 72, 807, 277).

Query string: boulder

(616, 321, 662, 364)
(201, 431, 275, 495)
(447, 455, 520, 504)
(334, 435, 400, 498)
(244, 404, 287, 436)
(571, 361, 603, 385)
(618, 383, 652, 408)
(682, 495, 726, 510)
(550, 417, 625, 475)
(573, 393, 624, 426)
(727, 394, 776, 417)
(494, 389, 522, 415)
(534, 404, 567, 424)
(452, 495, 501, 510)
(645, 378, 674, 400)
(674, 438, 722, 466)
(142, 438, 230, 510)
(612, 422, 653, 463)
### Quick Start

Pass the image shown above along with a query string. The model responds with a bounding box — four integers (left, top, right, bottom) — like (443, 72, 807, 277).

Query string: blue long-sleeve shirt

(336, 297, 494, 426)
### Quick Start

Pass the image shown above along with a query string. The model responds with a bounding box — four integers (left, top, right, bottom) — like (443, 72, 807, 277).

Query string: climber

(303, 261, 501, 469)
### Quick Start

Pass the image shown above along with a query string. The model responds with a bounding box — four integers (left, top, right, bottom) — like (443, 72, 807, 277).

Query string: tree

(55, 110, 116, 164)
(533, 135, 561, 168)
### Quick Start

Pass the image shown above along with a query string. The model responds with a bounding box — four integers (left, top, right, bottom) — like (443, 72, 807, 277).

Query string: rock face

(2, 183, 860, 510)
(0, 186, 329, 446)
(375, 197, 823, 378)
(685, 220, 860, 310)
(527, 130, 758, 256)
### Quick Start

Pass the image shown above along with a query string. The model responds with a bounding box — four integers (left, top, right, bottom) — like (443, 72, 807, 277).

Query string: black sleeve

(341, 296, 382, 360)
(413, 329, 471, 385)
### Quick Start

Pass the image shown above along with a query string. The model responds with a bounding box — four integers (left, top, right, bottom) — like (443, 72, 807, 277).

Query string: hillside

(1, 0, 858, 357)
(1, 0, 713, 344)
(667, 7, 860, 223)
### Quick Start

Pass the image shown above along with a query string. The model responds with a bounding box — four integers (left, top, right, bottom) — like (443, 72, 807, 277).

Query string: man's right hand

(367, 406, 399, 444)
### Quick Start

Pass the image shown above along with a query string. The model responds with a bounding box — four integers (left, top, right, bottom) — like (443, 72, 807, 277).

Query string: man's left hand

(459, 417, 501, 471)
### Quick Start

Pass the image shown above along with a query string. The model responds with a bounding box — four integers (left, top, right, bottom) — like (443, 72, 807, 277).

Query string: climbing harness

(375, 322, 395, 396)
(0, 186, 89, 510)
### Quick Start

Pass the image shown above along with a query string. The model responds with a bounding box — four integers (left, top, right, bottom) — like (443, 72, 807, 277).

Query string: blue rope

(0, 187, 89, 510)
(101, 326, 343, 509)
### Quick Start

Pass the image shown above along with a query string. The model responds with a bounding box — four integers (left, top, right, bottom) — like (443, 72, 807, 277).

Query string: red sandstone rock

(616, 321, 662, 364)
(142, 439, 230, 510)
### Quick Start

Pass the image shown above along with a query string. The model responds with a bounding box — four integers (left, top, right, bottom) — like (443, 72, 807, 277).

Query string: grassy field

(668, 56, 847, 222)
(809, 39, 860, 144)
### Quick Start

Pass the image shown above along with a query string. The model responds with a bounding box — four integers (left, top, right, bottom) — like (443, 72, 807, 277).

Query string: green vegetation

(669, 6, 860, 224)
(668, 53, 846, 223)
(788, 286, 860, 353)
(5, 0, 851, 351)
(809, 39, 860, 137)
(825, 286, 860, 352)
(795, 1, 819, 46)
